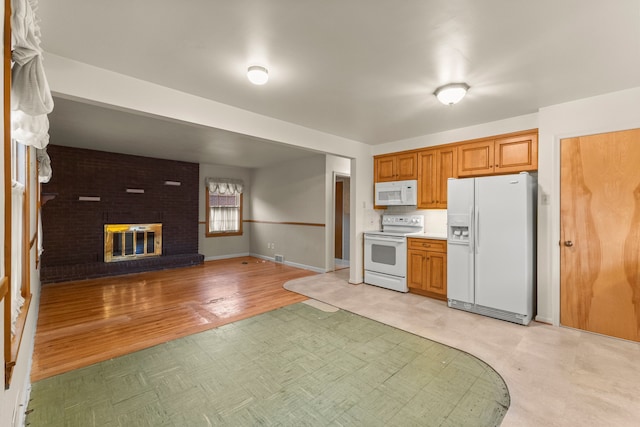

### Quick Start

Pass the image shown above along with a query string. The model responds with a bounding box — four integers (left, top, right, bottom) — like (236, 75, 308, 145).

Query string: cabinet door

(494, 133, 538, 173)
(425, 252, 447, 296)
(457, 140, 494, 177)
(375, 155, 397, 182)
(397, 153, 418, 180)
(417, 150, 437, 208)
(407, 249, 427, 290)
(435, 147, 457, 208)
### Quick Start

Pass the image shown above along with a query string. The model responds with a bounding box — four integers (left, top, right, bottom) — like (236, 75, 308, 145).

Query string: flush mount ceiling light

(434, 83, 470, 105)
(247, 65, 269, 85)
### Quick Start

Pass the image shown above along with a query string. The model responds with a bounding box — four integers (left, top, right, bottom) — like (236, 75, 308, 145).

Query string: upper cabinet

(457, 131, 538, 177)
(418, 146, 457, 209)
(374, 129, 538, 209)
(374, 152, 418, 182)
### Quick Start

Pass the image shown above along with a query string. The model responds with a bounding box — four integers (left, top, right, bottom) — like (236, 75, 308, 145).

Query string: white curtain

(36, 147, 51, 182)
(10, 182, 25, 336)
(11, 0, 53, 148)
(206, 178, 244, 195)
(209, 201, 240, 232)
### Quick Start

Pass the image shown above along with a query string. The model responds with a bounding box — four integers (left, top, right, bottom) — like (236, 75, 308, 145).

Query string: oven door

(364, 234, 407, 277)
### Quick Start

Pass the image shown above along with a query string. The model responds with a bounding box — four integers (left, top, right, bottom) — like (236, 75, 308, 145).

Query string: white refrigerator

(447, 172, 536, 325)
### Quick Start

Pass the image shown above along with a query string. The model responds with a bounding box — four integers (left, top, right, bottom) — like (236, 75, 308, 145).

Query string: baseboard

(203, 253, 251, 262)
(534, 315, 553, 325)
(249, 253, 326, 274)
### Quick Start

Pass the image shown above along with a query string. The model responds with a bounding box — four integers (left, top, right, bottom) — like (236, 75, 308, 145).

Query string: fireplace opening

(104, 223, 162, 262)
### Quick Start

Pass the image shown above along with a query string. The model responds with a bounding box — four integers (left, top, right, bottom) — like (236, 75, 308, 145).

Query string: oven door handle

(365, 235, 406, 244)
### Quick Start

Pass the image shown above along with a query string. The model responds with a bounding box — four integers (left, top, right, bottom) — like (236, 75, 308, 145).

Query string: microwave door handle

(401, 186, 407, 204)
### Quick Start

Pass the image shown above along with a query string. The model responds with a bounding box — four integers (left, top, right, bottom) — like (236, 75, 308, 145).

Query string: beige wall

(198, 163, 252, 260)
(200, 155, 350, 271)
(249, 154, 327, 270)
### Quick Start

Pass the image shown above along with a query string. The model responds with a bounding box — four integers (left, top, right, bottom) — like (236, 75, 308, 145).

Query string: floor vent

(274, 254, 284, 263)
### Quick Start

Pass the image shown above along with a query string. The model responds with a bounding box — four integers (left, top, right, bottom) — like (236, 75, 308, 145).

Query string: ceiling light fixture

(247, 65, 269, 85)
(434, 83, 470, 105)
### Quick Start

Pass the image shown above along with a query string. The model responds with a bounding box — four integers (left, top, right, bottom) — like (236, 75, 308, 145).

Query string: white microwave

(375, 180, 418, 206)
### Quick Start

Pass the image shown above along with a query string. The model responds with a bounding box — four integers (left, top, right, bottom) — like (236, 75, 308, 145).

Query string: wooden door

(418, 149, 437, 208)
(560, 129, 640, 341)
(334, 181, 343, 259)
(457, 140, 494, 177)
(397, 153, 418, 180)
(374, 155, 396, 182)
(435, 147, 457, 208)
(495, 133, 538, 174)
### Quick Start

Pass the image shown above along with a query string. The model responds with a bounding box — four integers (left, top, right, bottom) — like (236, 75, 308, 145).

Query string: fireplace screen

(104, 223, 162, 262)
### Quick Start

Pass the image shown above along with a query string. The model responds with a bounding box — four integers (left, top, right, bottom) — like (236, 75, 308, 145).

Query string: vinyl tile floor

(284, 270, 640, 427)
(27, 301, 508, 427)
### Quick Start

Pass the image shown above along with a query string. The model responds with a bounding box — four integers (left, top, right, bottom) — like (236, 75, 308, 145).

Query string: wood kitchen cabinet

(407, 238, 447, 300)
(374, 152, 418, 182)
(418, 146, 457, 209)
(457, 132, 538, 177)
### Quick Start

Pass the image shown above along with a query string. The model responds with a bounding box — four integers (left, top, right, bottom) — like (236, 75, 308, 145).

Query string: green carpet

(26, 302, 509, 426)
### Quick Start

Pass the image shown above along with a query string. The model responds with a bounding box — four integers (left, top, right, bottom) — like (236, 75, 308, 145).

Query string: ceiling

(38, 1, 640, 166)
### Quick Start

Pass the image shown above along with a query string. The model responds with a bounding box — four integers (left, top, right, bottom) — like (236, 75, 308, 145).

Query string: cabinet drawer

(407, 238, 446, 252)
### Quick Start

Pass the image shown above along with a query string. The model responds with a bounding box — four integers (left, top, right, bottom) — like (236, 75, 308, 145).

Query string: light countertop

(408, 233, 447, 240)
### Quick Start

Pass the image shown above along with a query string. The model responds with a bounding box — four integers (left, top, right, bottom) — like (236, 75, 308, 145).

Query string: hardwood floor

(31, 257, 315, 382)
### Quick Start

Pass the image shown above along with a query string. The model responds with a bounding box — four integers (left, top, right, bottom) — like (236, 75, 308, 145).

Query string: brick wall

(41, 145, 202, 282)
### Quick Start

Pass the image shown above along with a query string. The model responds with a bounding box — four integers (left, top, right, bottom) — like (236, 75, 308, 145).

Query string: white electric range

(364, 214, 424, 292)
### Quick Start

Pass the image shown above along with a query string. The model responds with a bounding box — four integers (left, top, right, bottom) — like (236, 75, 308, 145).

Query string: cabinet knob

(564, 240, 574, 247)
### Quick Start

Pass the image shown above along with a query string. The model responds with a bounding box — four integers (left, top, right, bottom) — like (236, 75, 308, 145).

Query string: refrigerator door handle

(475, 205, 480, 254)
(469, 205, 474, 253)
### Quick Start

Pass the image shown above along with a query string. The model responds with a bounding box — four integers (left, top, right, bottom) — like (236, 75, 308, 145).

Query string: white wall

(250, 154, 327, 270)
(198, 163, 252, 260)
(537, 87, 640, 325)
(374, 113, 539, 155)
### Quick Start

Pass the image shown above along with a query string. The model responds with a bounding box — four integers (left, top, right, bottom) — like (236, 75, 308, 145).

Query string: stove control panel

(382, 215, 424, 227)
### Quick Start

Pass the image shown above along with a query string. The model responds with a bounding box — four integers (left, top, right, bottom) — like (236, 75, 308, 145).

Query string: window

(205, 178, 244, 237)
(10, 140, 27, 335)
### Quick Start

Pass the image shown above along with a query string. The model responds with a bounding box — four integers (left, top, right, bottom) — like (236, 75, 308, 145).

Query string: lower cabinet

(407, 238, 447, 300)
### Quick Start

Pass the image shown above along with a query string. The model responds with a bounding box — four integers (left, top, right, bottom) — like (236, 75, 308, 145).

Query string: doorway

(560, 128, 640, 341)
(334, 175, 350, 271)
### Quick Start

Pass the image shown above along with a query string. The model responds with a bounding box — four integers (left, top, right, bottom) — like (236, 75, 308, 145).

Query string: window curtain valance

(206, 178, 244, 195)
(11, 0, 54, 148)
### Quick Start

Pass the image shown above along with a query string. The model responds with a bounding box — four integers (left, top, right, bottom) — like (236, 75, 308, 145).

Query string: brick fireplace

(40, 145, 203, 283)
